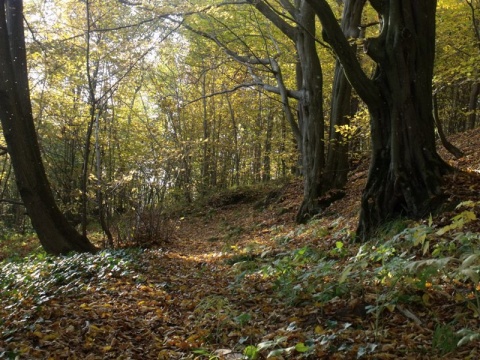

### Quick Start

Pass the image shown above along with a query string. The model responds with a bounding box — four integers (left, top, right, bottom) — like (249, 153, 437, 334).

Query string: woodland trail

(2, 128, 480, 359)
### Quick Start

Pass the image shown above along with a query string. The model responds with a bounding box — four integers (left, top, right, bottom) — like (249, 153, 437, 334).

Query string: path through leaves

(2, 128, 480, 359)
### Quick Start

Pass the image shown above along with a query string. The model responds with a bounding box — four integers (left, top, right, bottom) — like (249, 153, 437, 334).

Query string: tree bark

(309, 0, 452, 239)
(322, 0, 366, 192)
(0, 0, 97, 255)
(295, 0, 325, 223)
(468, 82, 479, 129)
(433, 93, 464, 159)
(357, 1, 451, 238)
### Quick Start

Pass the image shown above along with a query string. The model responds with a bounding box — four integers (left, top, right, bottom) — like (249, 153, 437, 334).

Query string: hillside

(1, 128, 480, 359)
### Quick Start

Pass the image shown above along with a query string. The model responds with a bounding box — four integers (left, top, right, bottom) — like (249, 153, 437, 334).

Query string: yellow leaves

(437, 0, 464, 10)
(422, 293, 431, 306)
(385, 304, 396, 312)
(436, 210, 477, 235)
(31, 330, 60, 342)
(80, 303, 91, 310)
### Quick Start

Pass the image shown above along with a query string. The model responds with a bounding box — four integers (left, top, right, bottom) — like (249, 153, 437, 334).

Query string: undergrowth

(226, 201, 480, 358)
(0, 195, 479, 359)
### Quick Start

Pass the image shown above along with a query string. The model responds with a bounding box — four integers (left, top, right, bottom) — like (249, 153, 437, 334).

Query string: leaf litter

(1, 128, 480, 359)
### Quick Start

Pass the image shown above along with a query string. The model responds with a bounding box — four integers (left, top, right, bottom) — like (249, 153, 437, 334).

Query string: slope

(1, 128, 480, 359)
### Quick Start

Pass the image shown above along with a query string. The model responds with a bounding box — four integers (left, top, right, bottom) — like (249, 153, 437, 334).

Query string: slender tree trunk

(244, 0, 325, 220)
(468, 82, 479, 129)
(466, 0, 479, 129)
(0, 0, 96, 255)
(201, 69, 210, 193)
(81, 112, 95, 236)
(95, 110, 114, 247)
(433, 93, 464, 159)
(295, 1, 325, 223)
(254, 92, 263, 182)
(224, 87, 240, 186)
(263, 109, 274, 182)
(322, 0, 366, 192)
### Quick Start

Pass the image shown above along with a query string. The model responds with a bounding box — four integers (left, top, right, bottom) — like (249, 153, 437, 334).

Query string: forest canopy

(1, 1, 480, 358)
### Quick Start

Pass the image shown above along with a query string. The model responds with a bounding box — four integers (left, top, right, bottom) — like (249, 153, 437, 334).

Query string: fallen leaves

(1, 129, 480, 359)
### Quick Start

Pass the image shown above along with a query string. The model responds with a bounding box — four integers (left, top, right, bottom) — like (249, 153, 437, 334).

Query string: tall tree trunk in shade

(309, 0, 452, 239)
(0, 0, 97, 255)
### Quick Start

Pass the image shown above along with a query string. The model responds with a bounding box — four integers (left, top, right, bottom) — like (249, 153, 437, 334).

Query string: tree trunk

(263, 107, 274, 182)
(309, 0, 452, 239)
(95, 109, 114, 247)
(433, 93, 464, 159)
(322, 0, 366, 192)
(244, 0, 325, 221)
(224, 87, 240, 186)
(468, 82, 479, 129)
(295, 1, 325, 223)
(357, 0, 451, 238)
(0, 0, 97, 255)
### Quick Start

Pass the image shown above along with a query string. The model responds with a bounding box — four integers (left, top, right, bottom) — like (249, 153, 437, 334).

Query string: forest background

(1, 0, 480, 358)
(0, 0, 477, 244)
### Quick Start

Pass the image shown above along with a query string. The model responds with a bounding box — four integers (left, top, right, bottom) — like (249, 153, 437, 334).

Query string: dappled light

(1, 0, 480, 358)
(2, 126, 480, 358)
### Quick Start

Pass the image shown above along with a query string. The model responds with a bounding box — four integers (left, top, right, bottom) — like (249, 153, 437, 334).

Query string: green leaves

(243, 345, 259, 359)
(0, 249, 137, 308)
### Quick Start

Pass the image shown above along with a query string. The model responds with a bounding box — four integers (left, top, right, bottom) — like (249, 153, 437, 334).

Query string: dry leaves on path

(2, 128, 480, 359)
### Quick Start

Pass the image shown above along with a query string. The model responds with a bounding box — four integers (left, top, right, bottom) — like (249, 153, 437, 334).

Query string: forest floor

(1, 128, 480, 359)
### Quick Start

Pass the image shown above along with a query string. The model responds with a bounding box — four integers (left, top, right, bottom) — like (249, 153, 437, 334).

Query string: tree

(0, 0, 97, 254)
(307, 0, 452, 238)
(323, 0, 366, 192)
(434, 0, 480, 134)
(465, 0, 479, 129)
(186, 0, 370, 222)
(184, 0, 329, 220)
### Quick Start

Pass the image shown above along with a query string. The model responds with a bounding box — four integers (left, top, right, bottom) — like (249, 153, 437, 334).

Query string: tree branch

(305, 0, 381, 107)
(244, 0, 297, 40)
(186, 81, 302, 105)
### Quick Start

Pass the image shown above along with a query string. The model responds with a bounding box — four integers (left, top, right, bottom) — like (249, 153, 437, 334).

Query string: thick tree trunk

(308, 0, 452, 238)
(357, 0, 451, 238)
(0, 0, 97, 255)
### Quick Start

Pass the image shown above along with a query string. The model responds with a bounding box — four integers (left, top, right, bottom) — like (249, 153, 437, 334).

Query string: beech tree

(307, 0, 452, 238)
(0, 0, 97, 254)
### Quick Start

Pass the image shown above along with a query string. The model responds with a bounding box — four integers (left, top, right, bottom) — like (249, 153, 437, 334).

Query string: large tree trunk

(0, 0, 97, 255)
(357, 0, 451, 238)
(309, 0, 451, 239)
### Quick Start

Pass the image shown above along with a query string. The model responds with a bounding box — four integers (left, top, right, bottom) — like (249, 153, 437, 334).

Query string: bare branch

(305, 0, 380, 107)
(185, 80, 302, 106)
